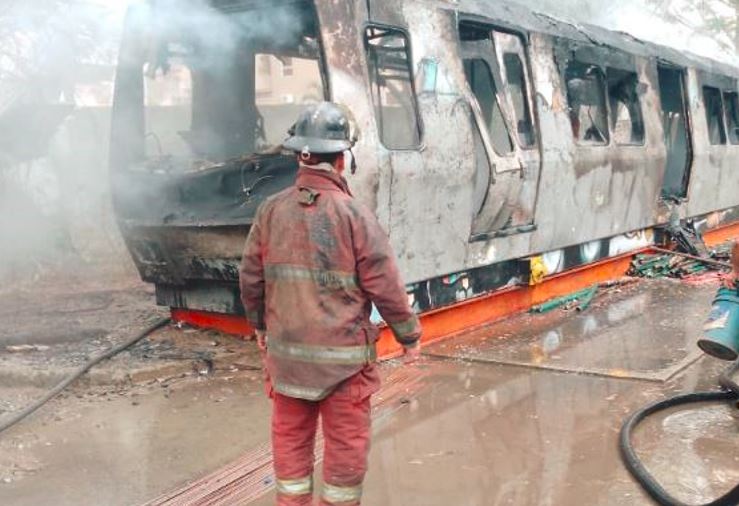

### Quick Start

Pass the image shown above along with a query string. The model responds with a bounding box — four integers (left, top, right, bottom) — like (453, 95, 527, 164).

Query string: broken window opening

(657, 65, 692, 200)
(144, 56, 193, 159)
(463, 58, 514, 155)
(281, 57, 294, 77)
(254, 54, 323, 150)
(703, 86, 727, 145)
(723, 91, 739, 145)
(606, 68, 645, 145)
(565, 62, 609, 146)
(124, 2, 327, 171)
(502, 53, 535, 147)
(365, 26, 422, 150)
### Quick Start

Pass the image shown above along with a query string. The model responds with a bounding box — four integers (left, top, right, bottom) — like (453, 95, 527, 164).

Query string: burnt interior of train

(110, 0, 325, 226)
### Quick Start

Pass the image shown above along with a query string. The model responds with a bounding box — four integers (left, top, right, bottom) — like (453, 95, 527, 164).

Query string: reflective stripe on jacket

(239, 166, 421, 400)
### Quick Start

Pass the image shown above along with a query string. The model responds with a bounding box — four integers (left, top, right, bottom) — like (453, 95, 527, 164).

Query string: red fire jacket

(239, 166, 421, 400)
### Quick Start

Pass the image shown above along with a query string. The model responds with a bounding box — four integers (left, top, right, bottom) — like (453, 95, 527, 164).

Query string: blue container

(698, 287, 739, 361)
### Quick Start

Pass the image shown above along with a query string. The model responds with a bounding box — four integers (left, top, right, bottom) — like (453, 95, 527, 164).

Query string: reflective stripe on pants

(276, 476, 313, 497)
(321, 482, 363, 504)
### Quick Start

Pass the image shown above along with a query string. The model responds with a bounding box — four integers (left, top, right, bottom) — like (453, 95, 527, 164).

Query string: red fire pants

(270, 369, 379, 506)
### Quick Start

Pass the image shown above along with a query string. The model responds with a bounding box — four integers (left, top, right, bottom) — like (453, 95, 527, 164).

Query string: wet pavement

(255, 280, 739, 506)
(0, 372, 271, 506)
(1, 279, 738, 505)
(425, 280, 711, 381)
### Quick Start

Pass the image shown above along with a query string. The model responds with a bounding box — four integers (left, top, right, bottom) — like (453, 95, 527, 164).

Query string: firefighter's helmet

(283, 102, 357, 155)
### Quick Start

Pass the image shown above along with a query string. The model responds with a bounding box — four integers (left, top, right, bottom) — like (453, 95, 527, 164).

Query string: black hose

(0, 317, 171, 434)
(619, 361, 739, 506)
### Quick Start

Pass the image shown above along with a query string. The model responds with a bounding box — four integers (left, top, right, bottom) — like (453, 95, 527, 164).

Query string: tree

(647, 0, 739, 54)
(0, 0, 118, 103)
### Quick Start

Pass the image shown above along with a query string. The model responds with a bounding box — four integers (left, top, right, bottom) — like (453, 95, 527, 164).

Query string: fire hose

(0, 317, 171, 434)
(619, 360, 739, 506)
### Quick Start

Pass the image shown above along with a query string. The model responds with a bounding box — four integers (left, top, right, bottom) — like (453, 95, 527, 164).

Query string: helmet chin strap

(348, 149, 357, 175)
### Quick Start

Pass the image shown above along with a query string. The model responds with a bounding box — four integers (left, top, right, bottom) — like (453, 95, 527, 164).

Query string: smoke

(0, 0, 314, 288)
(0, 0, 132, 287)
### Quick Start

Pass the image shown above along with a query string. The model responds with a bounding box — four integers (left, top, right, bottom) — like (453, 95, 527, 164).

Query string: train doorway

(657, 64, 693, 200)
(460, 22, 541, 240)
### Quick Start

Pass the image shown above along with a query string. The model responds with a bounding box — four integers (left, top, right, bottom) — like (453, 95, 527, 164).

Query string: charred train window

(723, 91, 739, 144)
(703, 86, 727, 145)
(144, 55, 193, 159)
(365, 26, 422, 149)
(463, 59, 514, 155)
(119, 3, 327, 168)
(502, 53, 535, 147)
(255, 54, 323, 147)
(606, 69, 645, 145)
(565, 63, 609, 145)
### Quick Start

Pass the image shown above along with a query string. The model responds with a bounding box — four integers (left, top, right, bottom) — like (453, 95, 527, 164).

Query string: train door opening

(657, 65, 693, 200)
(459, 22, 541, 240)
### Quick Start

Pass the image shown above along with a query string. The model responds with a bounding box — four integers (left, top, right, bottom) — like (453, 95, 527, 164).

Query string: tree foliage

(647, 0, 739, 53)
(0, 0, 117, 101)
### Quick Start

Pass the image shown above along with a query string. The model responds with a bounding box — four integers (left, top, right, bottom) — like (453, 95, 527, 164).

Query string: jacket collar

(295, 165, 353, 196)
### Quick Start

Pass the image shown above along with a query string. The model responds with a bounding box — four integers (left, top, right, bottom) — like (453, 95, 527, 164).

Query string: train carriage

(109, 0, 739, 348)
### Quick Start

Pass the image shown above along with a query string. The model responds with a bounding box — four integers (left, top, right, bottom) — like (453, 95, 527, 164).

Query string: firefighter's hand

(721, 272, 738, 289)
(402, 342, 422, 364)
(254, 329, 267, 352)
(727, 242, 739, 288)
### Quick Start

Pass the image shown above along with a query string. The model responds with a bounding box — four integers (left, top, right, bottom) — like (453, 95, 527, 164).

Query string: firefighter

(239, 102, 422, 506)
(725, 241, 739, 288)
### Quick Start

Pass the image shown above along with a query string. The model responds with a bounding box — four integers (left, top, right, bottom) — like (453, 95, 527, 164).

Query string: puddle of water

(0, 374, 270, 506)
(362, 360, 737, 506)
(426, 281, 715, 381)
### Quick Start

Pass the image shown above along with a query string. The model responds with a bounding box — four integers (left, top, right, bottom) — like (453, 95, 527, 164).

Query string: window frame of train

(458, 19, 541, 240)
(723, 91, 739, 145)
(657, 64, 693, 201)
(493, 31, 537, 149)
(364, 24, 423, 150)
(564, 60, 611, 146)
(462, 57, 515, 155)
(703, 85, 728, 145)
(606, 68, 646, 146)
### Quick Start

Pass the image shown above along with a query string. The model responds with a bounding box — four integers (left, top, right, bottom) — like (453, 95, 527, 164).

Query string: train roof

(438, 0, 739, 79)
(205, 0, 739, 79)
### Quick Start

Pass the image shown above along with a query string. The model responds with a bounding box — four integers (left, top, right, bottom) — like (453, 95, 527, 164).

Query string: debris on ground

(530, 285, 599, 313)
(630, 252, 710, 278)
(5, 345, 50, 353)
(629, 247, 731, 280)
(663, 215, 710, 257)
(709, 241, 737, 264)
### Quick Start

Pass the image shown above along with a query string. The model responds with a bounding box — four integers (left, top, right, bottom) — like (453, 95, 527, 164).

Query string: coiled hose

(619, 360, 739, 506)
(0, 317, 171, 434)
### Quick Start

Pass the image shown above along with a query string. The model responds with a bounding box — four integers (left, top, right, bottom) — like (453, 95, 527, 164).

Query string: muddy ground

(0, 277, 737, 506)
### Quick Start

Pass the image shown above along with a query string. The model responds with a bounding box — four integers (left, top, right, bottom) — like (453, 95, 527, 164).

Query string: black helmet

(283, 102, 357, 155)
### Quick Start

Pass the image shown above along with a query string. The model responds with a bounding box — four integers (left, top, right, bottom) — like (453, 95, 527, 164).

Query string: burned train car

(110, 0, 739, 321)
